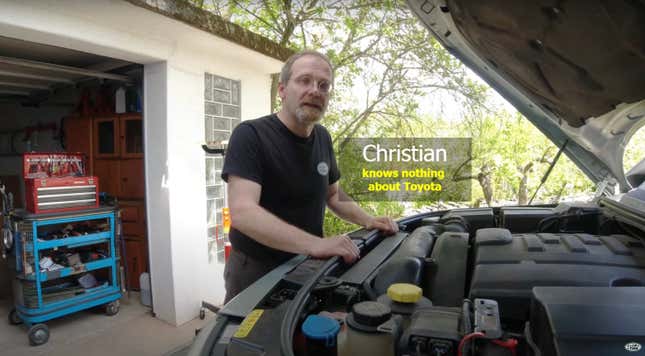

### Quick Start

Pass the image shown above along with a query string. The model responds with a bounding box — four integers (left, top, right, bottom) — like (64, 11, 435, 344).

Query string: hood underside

(449, 0, 645, 128)
(407, 0, 645, 191)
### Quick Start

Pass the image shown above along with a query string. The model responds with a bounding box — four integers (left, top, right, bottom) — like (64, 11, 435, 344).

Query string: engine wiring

(457, 332, 485, 356)
(537, 210, 602, 232)
(457, 331, 518, 356)
(491, 338, 519, 356)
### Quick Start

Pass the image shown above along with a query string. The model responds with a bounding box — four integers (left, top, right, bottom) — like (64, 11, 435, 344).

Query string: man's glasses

(292, 75, 332, 94)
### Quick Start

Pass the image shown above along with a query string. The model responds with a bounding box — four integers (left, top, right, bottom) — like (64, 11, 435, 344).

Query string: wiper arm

(528, 140, 568, 205)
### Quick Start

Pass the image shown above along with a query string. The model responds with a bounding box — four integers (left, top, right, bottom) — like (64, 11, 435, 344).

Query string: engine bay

(213, 199, 645, 356)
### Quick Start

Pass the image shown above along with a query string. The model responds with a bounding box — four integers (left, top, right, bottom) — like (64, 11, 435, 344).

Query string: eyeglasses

(292, 75, 332, 94)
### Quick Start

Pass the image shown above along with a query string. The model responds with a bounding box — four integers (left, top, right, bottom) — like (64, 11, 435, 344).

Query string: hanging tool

(1, 183, 15, 259)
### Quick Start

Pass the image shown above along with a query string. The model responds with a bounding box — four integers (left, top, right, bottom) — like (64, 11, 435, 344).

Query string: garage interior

(0, 35, 190, 352)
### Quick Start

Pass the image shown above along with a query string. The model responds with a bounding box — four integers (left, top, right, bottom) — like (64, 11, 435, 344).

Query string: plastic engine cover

(469, 228, 645, 322)
(529, 287, 645, 356)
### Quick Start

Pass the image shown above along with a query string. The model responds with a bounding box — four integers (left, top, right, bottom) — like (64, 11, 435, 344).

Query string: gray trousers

(223, 248, 281, 304)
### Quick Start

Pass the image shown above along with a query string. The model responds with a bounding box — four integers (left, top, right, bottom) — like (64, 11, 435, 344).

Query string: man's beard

(295, 104, 326, 124)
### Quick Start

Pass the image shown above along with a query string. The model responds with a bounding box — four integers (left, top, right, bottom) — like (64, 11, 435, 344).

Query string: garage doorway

(0, 35, 149, 302)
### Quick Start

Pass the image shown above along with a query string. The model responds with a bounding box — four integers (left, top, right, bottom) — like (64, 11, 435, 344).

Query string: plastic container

(338, 301, 396, 356)
(139, 272, 152, 307)
(377, 283, 432, 327)
(115, 87, 126, 113)
(302, 314, 340, 356)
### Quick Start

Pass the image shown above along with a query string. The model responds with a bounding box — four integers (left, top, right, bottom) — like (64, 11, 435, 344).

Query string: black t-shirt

(221, 114, 340, 263)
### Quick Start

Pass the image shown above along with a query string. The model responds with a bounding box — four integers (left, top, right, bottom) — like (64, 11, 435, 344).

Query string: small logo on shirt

(317, 162, 329, 176)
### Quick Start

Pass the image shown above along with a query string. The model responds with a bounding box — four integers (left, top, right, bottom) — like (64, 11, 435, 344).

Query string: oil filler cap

(387, 283, 422, 303)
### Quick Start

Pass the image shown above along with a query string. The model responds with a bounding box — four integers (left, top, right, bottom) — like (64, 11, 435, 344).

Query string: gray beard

(295, 106, 325, 124)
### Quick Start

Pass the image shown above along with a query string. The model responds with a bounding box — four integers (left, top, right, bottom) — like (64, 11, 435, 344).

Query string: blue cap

(301, 315, 340, 347)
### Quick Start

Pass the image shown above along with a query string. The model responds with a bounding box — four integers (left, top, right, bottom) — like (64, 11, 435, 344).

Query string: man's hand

(308, 234, 360, 264)
(365, 216, 399, 235)
(326, 183, 399, 237)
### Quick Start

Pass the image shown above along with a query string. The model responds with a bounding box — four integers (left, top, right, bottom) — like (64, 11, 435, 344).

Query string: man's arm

(326, 182, 398, 234)
(227, 175, 360, 263)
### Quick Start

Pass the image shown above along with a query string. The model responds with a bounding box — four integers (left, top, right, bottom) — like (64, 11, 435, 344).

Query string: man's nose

(308, 86, 324, 96)
(310, 84, 329, 97)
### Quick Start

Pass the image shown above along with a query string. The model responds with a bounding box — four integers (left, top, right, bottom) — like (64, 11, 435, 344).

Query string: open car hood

(407, 0, 645, 191)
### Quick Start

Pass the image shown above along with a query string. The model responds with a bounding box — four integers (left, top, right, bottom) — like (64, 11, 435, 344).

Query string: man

(221, 50, 398, 303)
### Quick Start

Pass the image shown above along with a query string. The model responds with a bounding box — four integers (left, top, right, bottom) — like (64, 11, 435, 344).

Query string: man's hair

(279, 50, 334, 84)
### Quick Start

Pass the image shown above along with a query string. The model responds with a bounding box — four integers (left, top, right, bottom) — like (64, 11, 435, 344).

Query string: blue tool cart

(6, 207, 122, 346)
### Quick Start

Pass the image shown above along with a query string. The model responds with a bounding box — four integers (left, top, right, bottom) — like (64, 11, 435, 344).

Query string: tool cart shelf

(7, 207, 122, 346)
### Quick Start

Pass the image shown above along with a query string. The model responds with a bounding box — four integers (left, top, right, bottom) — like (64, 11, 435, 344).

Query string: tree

(192, 0, 488, 142)
(192, 0, 598, 221)
(191, 0, 491, 228)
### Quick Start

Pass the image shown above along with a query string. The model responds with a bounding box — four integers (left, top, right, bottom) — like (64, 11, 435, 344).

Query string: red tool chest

(23, 153, 99, 214)
(25, 176, 99, 214)
(23, 153, 86, 179)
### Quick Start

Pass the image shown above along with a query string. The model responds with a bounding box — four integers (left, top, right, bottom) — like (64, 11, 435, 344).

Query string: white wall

(0, 0, 282, 325)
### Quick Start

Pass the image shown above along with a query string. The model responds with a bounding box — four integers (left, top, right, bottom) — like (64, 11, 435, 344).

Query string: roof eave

(125, 0, 294, 62)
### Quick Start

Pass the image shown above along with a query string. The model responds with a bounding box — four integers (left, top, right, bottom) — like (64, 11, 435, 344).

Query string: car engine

(213, 199, 645, 356)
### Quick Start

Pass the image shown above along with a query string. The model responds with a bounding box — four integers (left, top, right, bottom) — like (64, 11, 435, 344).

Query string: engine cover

(469, 228, 645, 323)
(529, 287, 645, 356)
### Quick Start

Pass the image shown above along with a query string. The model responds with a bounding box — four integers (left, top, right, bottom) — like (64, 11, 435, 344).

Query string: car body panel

(406, 0, 645, 190)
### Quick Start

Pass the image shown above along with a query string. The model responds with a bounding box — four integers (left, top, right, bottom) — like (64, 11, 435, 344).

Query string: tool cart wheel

(8, 308, 22, 325)
(105, 300, 120, 316)
(28, 324, 49, 346)
(199, 308, 206, 320)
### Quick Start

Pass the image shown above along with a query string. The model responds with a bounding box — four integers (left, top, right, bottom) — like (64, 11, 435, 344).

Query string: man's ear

(277, 82, 286, 100)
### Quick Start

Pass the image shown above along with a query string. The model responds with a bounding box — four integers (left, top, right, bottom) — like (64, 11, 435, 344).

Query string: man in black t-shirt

(221, 50, 398, 303)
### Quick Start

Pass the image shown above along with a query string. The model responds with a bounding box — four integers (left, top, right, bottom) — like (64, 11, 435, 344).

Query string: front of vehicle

(187, 1, 645, 355)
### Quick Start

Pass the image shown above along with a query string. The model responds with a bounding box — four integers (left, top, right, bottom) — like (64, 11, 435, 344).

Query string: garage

(0, 35, 150, 349)
(0, 33, 147, 295)
(0, 0, 291, 348)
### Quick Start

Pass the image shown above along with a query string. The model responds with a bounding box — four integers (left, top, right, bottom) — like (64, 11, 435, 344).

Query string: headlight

(2, 227, 12, 250)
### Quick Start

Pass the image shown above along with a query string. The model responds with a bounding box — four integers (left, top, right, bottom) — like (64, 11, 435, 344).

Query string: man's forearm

(230, 203, 320, 255)
(327, 188, 373, 227)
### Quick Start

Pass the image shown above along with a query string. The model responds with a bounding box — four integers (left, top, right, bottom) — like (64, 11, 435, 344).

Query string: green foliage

(195, 0, 602, 231)
(624, 125, 645, 174)
(324, 201, 405, 237)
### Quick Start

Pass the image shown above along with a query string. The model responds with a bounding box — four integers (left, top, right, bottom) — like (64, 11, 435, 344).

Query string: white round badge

(317, 162, 329, 176)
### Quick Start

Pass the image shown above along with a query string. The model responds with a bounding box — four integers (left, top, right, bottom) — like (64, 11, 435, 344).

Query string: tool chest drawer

(25, 177, 99, 214)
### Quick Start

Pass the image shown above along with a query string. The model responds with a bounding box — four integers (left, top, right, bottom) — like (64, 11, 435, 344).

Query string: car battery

(25, 176, 99, 214)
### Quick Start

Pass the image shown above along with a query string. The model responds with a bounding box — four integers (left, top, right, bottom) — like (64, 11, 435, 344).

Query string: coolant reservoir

(338, 301, 396, 356)
(377, 283, 432, 327)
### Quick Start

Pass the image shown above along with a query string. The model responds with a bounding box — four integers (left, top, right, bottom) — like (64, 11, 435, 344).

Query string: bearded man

(221, 50, 398, 303)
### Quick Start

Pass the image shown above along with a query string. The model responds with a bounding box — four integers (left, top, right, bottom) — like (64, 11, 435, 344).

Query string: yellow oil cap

(387, 283, 422, 303)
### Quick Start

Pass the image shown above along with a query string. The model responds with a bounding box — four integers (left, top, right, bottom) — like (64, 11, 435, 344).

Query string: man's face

(279, 55, 332, 125)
